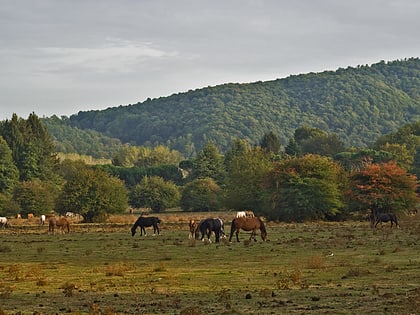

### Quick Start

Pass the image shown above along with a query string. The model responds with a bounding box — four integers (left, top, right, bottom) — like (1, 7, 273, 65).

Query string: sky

(0, 0, 419, 120)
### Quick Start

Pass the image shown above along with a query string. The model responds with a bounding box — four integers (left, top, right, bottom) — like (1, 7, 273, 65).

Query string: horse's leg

(251, 229, 257, 241)
(215, 230, 220, 243)
(235, 230, 240, 242)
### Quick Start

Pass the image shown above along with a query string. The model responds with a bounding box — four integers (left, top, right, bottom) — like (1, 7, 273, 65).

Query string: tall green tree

(224, 138, 251, 169)
(225, 147, 272, 213)
(290, 126, 345, 157)
(264, 154, 346, 222)
(13, 179, 57, 216)
(0, 136, 19, 195)
(260, 131, 281, 154)
(57, 168, 128, 222)
(180, 177, 222, 212)
(0, 113, 58, 181)
(191, 141, 225, 184)
(130, 176, 180, 212)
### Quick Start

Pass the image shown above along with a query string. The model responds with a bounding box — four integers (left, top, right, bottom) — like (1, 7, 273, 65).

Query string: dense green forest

(40, 58, 420, 158)
(1, 114, 419, 223)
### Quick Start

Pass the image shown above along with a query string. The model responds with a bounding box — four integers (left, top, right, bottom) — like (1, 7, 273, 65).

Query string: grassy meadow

(0, 212, 420, 315)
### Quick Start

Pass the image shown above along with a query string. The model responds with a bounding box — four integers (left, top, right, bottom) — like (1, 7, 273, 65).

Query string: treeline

(41, 58, 420, 158)
(1, 114, 419, 223)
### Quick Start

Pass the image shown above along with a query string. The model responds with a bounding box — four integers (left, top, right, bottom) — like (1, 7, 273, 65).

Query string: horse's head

(131, 225, 137, 237)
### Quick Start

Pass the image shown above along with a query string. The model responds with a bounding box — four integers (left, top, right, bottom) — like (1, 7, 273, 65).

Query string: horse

(40, 214, 46, 225)
(131, 216, 161, 236)
(48, 217, 70, 234)
(229, 217, 267, 242)
(370, 212, 399, 228)
(194, 218, 225, 243)
(0, 217, 9, 228)
(188, 219, 198, 239)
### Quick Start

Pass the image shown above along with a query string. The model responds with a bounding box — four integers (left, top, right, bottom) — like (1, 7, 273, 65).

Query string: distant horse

(48, 217, 70, 233)
(40, 215, 46, 225)
(194, 218, 225, 243)
(0, 217, 9, 228)
(188, 219, 198, 239)
(370, 212, 399, 228)
(236, 211, 255, 218)
(229, 217, 267, 242)
(131, 216, 161, 236)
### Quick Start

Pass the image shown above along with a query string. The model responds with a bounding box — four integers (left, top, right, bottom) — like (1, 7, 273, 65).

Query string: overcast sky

(0, 0, 419, 120)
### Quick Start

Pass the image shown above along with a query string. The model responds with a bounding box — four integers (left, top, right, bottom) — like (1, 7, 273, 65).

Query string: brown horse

(229, 217, 267, 242)
(48, 217, 70, 234)
(188, 219, 198, 239)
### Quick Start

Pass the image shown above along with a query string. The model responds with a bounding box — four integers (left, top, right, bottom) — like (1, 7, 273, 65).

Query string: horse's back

(233, 216, 262, 230)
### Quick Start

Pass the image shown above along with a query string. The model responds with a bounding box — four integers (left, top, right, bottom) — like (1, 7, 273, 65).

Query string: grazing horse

(188, 219, 198, 239)
(48, 217, 70, 234)
(371, 212, 399, 228)
(131, 216, 161, 236)
(194, 218, 225, 243)
(0, 217, 9, 228)
(229, 217, 267, 242)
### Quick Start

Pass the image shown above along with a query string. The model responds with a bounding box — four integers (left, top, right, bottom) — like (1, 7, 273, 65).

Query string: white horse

(40, 214, 46, 225)
(0, 217, 9, 228)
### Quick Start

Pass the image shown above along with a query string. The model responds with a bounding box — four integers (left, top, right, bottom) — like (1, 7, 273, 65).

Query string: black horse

(131, 216, 161, 236)
(370, 212, 399, 228)
(194, 218, 225, 243)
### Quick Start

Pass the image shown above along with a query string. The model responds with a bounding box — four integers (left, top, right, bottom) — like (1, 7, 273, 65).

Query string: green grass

(0, 216, 420, 314)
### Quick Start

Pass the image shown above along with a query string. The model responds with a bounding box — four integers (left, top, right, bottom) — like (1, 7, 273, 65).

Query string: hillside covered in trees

(43, 58, 419, 158)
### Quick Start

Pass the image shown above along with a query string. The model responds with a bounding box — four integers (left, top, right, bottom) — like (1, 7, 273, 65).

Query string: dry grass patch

(93, 262, 137, 277)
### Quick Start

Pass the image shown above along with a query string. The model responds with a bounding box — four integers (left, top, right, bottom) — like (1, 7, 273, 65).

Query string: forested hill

(61, 58, 420, 157)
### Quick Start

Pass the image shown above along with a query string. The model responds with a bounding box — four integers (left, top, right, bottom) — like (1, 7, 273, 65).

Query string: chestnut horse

(48, 217, 70, 234)
(229, 217, 267, 242)
(188, 219, 198, 239)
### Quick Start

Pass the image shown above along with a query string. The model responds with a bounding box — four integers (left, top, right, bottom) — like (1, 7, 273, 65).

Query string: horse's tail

(258, 218, 267, 234)
(229, 219, 236, 242)
(258, 218, 267, 241)
(393, 214, 399, 227)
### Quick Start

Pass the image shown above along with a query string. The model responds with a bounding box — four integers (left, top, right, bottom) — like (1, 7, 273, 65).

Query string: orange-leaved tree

(346, 161, 419, 215)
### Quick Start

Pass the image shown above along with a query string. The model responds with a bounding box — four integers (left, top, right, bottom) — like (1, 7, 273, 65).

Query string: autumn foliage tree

(345, 161, 419, 215)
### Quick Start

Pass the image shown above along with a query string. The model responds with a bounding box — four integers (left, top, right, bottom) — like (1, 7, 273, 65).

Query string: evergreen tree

(260, 131, 281, 154)
(225, 147, 272, 213)
(191, 141, 225, 184)
(0, 136, 19, 195)
(0, 113, 58, 181)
